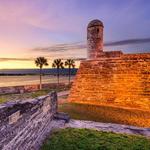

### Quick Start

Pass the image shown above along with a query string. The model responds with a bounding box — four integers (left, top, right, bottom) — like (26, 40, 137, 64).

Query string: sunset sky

(0, 0, 150, 69)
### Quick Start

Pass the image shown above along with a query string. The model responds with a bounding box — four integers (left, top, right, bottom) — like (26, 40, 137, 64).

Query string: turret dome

(88, 19, 104, 28)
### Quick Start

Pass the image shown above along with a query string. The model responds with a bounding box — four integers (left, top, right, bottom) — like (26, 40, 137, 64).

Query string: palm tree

(65, 59, 75, 84)
(52, 59, 64, 85)
(35, 57, 48, 90)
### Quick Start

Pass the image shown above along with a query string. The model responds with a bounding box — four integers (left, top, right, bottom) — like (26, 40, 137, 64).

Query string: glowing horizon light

(0, 0, 150, 69)
(0, 60, 80, 69)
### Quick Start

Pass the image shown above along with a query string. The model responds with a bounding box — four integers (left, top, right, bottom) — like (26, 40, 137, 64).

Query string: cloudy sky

(0, 0, 150, 68)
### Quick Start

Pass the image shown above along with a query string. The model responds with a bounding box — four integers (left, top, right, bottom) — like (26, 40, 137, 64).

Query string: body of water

(0, 68, 77, 75)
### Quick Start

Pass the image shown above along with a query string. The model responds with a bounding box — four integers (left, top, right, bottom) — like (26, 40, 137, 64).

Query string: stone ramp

(58, 91, 69, 97)
(65, 119, 150, 138)
(58, 91, 70, 104)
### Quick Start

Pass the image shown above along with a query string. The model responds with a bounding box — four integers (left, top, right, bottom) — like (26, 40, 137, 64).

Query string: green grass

(59, 103, 150, 127)
(41, 128, 150, 150)
(0, 97, 8, 103)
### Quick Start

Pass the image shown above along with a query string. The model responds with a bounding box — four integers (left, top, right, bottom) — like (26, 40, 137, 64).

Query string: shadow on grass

(58, 103, 150, 127)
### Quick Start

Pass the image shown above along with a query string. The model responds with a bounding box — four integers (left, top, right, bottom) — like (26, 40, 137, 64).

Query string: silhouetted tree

(35, 57, 48, 90)
(52, 59, 64, 85)
(65, 59, 75, 84)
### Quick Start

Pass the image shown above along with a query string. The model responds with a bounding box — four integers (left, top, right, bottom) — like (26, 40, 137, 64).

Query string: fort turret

(87, 19, 104, 59)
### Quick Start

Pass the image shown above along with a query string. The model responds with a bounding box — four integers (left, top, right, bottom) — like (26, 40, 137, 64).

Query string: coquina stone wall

(69, 53, 150, 110)
(0, 83, 68, 95)
(87, 20, 104, 59)
(0, 91, 57, 150)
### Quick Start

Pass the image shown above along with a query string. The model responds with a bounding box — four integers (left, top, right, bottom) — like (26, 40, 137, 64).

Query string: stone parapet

(0, 91, 57, 150)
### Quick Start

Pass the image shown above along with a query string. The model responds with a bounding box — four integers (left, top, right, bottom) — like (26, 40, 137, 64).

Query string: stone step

(54, 112, 70, 123)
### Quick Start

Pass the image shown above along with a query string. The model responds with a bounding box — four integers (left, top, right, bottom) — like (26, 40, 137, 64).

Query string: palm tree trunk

(57, 67, 59, 85)
(40, 67, 42, 90)
(69, 66, 71, 84)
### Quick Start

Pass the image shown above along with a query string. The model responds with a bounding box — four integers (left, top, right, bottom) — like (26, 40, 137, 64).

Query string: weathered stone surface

(69, 53, 150, 110)
(87, 19, 104, 59)
(9, 110, 21, 124)
(0, 91, 58, 150)
(0, 82, 68, 95)
(66, 119, 150, 137)
(54, 112, 70, 123)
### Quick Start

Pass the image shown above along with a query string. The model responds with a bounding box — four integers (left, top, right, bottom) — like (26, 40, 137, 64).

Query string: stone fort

(69, 19, 150, 110)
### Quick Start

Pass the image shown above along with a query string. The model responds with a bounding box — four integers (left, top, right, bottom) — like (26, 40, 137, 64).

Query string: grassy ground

(0, 85, 70, 104)
(41, 128, 150, 150)
(59, 103, 150, 127)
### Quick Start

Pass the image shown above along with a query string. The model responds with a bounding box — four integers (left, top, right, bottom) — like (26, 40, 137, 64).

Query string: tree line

(35, 57, 75, 90)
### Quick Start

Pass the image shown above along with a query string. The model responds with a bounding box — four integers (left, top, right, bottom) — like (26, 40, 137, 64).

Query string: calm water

(0, 75, 74, 87)
(0, 68, 77, 75)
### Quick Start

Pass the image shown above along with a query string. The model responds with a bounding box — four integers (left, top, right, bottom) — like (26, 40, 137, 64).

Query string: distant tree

(35, 57, 48, 90)
(52, 59, 64, 85)
(65, 59, 75, 84)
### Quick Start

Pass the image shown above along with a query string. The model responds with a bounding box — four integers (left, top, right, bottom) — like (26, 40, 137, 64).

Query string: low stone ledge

(0, 82, 70, 95)
(65, 119, 150, 138)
